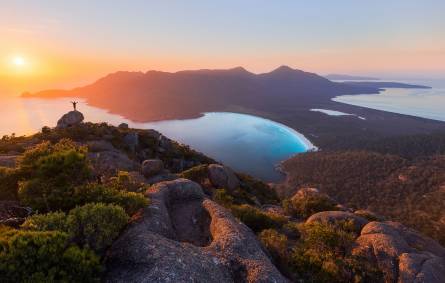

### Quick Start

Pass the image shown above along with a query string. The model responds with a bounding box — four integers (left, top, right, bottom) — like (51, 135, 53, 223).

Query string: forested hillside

(281, 147, 445, 245)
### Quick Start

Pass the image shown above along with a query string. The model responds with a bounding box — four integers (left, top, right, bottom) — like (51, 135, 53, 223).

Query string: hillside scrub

(17, 139, 91, 211)
(259, 221, 383, 282)
(0, 228, 102, 282)
(1, 137, 148, 281)
(290, 222, 382, 282)
(282, 150, 445, 245)
(283, 191, 337, 219)
(231, 204, 287, 233)
(0, 167, 21, 200)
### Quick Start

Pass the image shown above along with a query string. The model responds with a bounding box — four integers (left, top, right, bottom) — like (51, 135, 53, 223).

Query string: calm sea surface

(0, 96, 312, 181)
(333, 79, 445, 121)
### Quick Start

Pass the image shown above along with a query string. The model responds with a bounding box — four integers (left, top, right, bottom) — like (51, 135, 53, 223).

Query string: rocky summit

(1, 111, 445, 282)
(56, 110, 84, 128)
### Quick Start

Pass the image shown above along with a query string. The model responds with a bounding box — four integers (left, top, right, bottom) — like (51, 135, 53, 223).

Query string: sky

(1, 0, 444, 93)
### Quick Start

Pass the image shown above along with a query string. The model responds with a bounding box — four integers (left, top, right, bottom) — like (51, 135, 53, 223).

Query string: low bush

(212, 189, 235, 208)
(231, 204, 285, 233)
(283, 193, 337, 219)
(0, 134, 27, 153)
(237, 173, 280, 205)
(0, 167, 21, 200)
(18, 139, 91, 212)
(22, 203, 129, 253)
(107, 171, 145, 193)
(66, 203, 129, 253)
(178, 164, 209, 183)
(74, 183, 148, 215)
(0, 229, 101, 282)
(282, 221, 301, 239)
(259, 229, 289, 264)
(21, 211, 68, 232)
(290, 222, 382, 282)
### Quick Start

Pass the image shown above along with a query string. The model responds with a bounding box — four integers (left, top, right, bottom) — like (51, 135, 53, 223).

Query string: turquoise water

(142, 112, 313, 181)
(0, 96, 313, 181)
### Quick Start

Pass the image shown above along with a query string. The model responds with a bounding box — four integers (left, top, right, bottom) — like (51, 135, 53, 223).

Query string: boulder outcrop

(56, 110, 84, 128)
(208, 164, 240, 191)
(105, 178, 287, 282)
(87, 149, 139, 178)
(353, 221, 445, 283)
(141, 159, 164, 178)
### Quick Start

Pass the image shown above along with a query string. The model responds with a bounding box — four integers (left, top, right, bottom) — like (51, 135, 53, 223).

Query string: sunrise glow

(0, 1, 444, 94)
(12, 56, 25, 67)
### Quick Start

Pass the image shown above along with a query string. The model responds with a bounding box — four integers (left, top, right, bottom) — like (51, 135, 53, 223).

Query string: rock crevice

(105, 178, 287, 282)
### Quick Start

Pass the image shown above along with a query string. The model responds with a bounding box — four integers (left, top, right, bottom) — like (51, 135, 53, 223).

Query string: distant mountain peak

(229, 66, 250, 73)
(272, 65, 295, 73)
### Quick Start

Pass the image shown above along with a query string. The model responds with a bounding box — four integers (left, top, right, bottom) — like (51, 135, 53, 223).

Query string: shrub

(107, 171, 145, 193)
(237, 173, 280, 204)
(213, 189, 235, 208)
(21, 212, 68, 232)
(259, 229, 288, 263)
(22, 203, 130, 254)
(231, 204, 284, 233)
(178, 164, 209, 183)
(110, 190, 148, 215)
(283, 193, 337, 219)
(74, 183, 148, 215)
(0, 167, 21, 200)
(290, 222, 382, 282)
(66, 203, 129, 253)
(17, 139, 91, 212)
(0, 134, 26, 153)
(282, 221, 301, 240)
(0, 229, 101, 282)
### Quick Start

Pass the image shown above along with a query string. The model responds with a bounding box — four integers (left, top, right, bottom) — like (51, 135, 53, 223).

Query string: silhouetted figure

(71, 101, 78, 111)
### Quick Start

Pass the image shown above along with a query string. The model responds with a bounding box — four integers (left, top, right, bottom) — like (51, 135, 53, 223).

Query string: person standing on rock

(71, 101, 78, 111)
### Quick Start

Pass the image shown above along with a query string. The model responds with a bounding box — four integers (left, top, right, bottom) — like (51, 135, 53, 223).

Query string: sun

(13, 56, 26, 66)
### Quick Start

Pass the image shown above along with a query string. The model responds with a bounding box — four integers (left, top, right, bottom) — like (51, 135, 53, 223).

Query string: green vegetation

(282, 150, 445, 244)
(0, 134, 27, 153)
(107, 170, 146, 193)
(0, 167, 21, 200)
(283, 191, 337, 219)
(258, 222, 382, 282)
(21, 211, 68, 232)
(18, 140, 91, 212)
(290, 222, 382, 283)
(23, 203, 128, 253)
(73, 183, 148, 215)
(0, 228, 101, 282)
(212, 188, 235, 208)
(329, 132, 445, 160)
(179, 164, 209, 183)
(259, 229, 289, 266)
(1, 137, 148, 281)
(231, 204, 286, 233)
(237, 173, 280, 205)
(69, 203, 128, 252)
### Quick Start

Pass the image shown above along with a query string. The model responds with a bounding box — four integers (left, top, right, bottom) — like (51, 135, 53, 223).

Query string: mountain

(25, 66, 445, 150)
(325, 73, 380, 80)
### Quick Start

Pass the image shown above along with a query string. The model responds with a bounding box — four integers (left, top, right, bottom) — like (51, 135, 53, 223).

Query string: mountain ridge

(23, 66, 445, 150)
